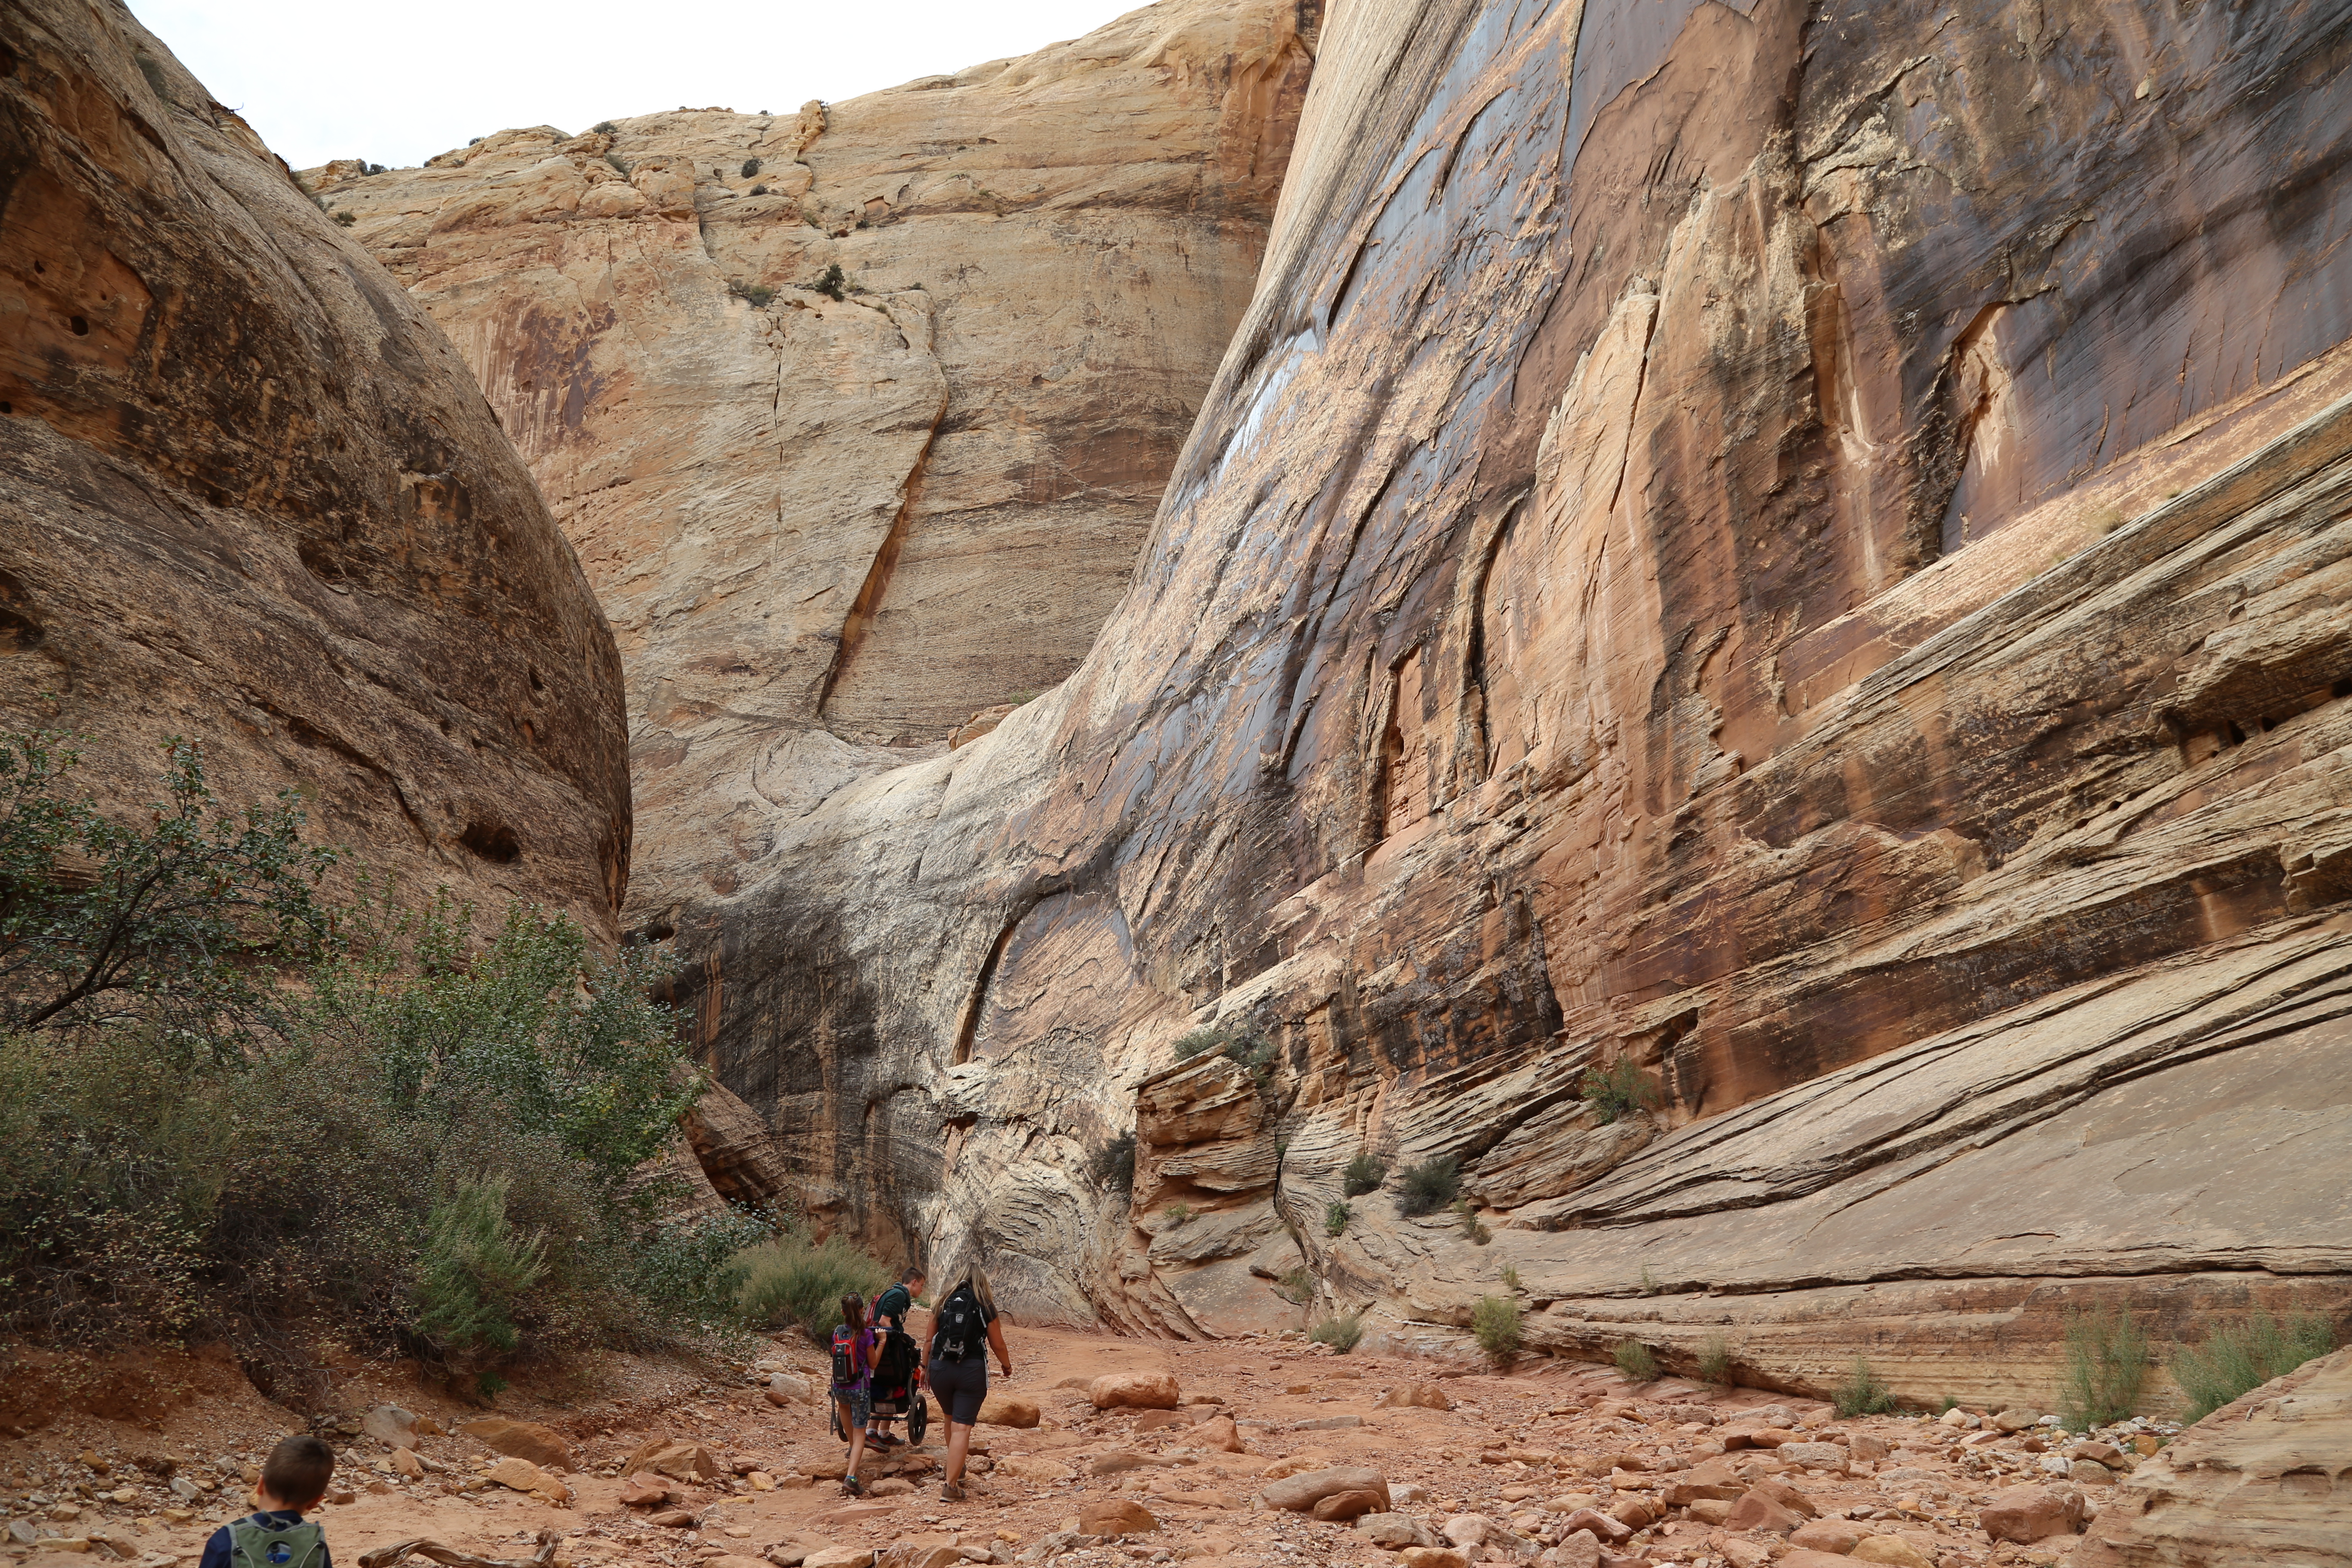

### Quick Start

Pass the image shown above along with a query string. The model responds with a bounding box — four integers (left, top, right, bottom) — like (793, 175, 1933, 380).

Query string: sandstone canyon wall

(667, 0, 2352, 1412)
(0, 0, 630, 934)
(308, 0, 1319, 928)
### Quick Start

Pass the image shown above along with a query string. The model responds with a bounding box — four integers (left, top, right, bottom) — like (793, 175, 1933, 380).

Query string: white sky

(127, 0, 1148, 172)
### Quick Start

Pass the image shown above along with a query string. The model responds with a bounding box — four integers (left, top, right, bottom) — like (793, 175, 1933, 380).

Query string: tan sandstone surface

(652, 0, 2352, 1396)
(0, 0, 630, 933)
(306, 0, 1317, 925)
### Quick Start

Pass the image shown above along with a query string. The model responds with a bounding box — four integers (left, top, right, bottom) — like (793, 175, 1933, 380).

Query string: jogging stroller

(829, 1324, 928, 1444)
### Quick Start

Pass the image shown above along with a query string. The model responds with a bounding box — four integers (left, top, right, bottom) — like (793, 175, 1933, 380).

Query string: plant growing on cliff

(1090, 1131, 1136, 1195)
(1311, 1310, 1365, 1354)
(593, 120, 618, 135)
(727, 279, 778, 308)
(740, 157, 763, 178)
(1343, 1148, 1386, 1197)
(1580, 1057, 1662, 1124)
(1172, 1023, 1276, 1095)
(333, 210, 357, 227)
(2168, 1311, 2335, 1422)
(605, 153, 631, 177)
(1161, 1202, 1191, 1225)
(1697, 1330, 1734, 1387)
(1275, 1267, 1316, 1306)
(2059, 1306, 2150, 1428)
(1500, 1264, 1521, 1292)
(1396, 1156, 1459, 1217)
(1833, 1354, 1897, 1417)
(1613, 1338, 1659, 1383)
(1452, 1197, 1491, 1244)
(813, 263, 848, 301)
(1324, 1200, 1350, 1238)
(1473, 1295, 1522, 1367)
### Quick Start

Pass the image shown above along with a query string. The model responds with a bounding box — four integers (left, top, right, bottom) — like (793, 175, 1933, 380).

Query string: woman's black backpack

(932, 1282, 985, 1362)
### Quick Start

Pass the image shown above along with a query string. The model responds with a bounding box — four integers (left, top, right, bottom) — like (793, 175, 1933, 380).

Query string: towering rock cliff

(665, 0, 2352, 1404)
(308, 0, 1318, 927)
(0, 0, 630, 933)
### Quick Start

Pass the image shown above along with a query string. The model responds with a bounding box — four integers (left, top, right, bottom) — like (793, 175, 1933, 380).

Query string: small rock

(1742, 1427, 1796, 1448)
(870, 1479, 915, 1497)
(1088, 1373, 1180, 1411)
(1077, 1500, 1157, 1538)
(1375, 1383, 1453, 1411)
(769, 1373, 813, 1403)
(1441, 1516, 1493, 1548)
(388, 1450, 425, 1479)
(1539, 1537, 1599, 1568)
(1311, 1490, 1385, 1522)
(1397, 1551, 1468, 1568)
(801, 1550, 876, 1568)
(1938, 1408, 1977, 1429)
(624, 1440, 722, 1482)
(620, 1473, 674, 1507)
(31, 1539, 92, 1554)
(361, 1406, 423, 1448)
(1357, 1516, 1432, 1550)
(1779, 1442, 1849, 1473)
(1192, 1417, 1247, 1454)
(999, 1456, 1074, 1481)
(1724, 1491, 1803, 1534)
(977, 1395, 1039, 1429)
(1980, 1484, 2084, 1544)
(461, 1419, 575, 1473)
(1994, 1409, 2040, 1433)
(1293, 1416, 1362, 1431)
(484, 1458, 570, 1506)
(1686, 1500, 1733, 1526)
(1087, 1452, 1156, 1477)
(1851, 1537, 1934, 1567)
(649, 1510, 698, 1529)
(1259, 1467, 1390, 1514)
(1553, 1510, 1629, 1545)
(877, 1546, 963, 1568)
(2070, 1460, 2115, 1486)
(7, 1522, 39, 1546)
(1789, 1520, 1862, 1553)
(1849, 1433, 1890, 1461)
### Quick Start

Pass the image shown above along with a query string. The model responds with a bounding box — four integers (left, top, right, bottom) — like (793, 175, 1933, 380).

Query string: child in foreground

(199, 1435, 335, 1568)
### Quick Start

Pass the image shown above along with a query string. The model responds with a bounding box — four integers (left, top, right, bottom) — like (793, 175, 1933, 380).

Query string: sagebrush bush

(1697, 1330, 1734, 1386)
(728, 279, 778, 308)
(1614, 1338, 1659, 1382)
(1311, 1311, 1364, 1354)
(1324, 1200, 1349, 1238)
(1162, 1203, 1191, 1225)
(814, 263, 848, 300)
(2060, 1306, 2150, 1428)
(1172, 1023, 1277, 1093)
(1090, 1131, 1136, 1195)
(2170, 1311, 2336, 1422)
(1580, 1058, 1662, 1124)
(1452, 1197, 1491, 1244)
(1833, 1354, 1896, 1416)
(741, 157, 762, 178)
(1473, 1295, 1521, 1367)
(735, 1228, 891, 1343)
(1396, 1156, 1459, 1217)
(0, 728, 740, 1388)
(1342, 1149, 1386, 1197)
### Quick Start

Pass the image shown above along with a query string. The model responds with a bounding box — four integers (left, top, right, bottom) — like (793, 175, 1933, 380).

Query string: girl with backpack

(828, 1293, 880, 1494)
(926, 1264, 1014, 1501)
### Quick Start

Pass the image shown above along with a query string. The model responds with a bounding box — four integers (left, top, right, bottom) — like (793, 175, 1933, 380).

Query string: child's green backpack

(227, 1518, 328, 1568)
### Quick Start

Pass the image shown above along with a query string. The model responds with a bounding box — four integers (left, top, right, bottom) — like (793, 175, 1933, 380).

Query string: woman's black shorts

(926, 1355, 988, 1425)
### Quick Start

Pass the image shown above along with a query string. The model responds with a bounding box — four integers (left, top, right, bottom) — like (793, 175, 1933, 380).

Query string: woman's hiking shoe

(842, 1475, 864, 1496)
(867, 1430, 903, 1448)
(940, 1480, 965, 1502)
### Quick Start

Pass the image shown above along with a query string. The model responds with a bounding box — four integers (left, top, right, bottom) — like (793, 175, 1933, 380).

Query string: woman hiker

(926, 1264, 1014, 1501)
(828, 1292, 880, 1495)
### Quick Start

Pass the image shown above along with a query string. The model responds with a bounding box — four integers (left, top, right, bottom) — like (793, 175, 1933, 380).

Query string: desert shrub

(741, 157, 762, 178)
(332, 210, 357, 227)
(1697, 1330, 1734, 1386)
(592, 120, 617, 135)
(1452, 1197, 1491, 1244)
(1614, 1338, 1659, 1382)
(2169, 1311, 2336, 1422)
(735, 1228, 890, 1343)
(1162, 1203, 1191, 1225)
(1638, 1265, 1661, 1296)
(1324, 1201, 1349, 1238)
(750, 185, 769, 196)
(0, 726, 724, 1379)
(1311, 1311, 1364, 1354)
(2059, 1306, 2150, 1428)
(363, 162, 386, 176)
(1580, 1058, 1662, 1124)
(1343, 1149, 1387, 1197)
(1090, 1131, 1136, 1195)
(1833, 1354, 1896, 1416)
(727, 279, 778, 308)
(1500, 1264, 1521, 1291)
(813, 263, 848, 300)
(1171, 1023, 1277, 1092)
(1473, 1295, 1522, 1367)
(1275, 1268, 1316, 1306)
(605, 153, 631, 176)
(1396, 1156, 1459, 1217)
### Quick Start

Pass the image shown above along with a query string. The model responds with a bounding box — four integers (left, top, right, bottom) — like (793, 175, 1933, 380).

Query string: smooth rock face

(664, 0, 2352, 1390)
(2078, 1348, 2352, 1568)
(0, 0, 629, 934)
(307, 0, 1317, 940)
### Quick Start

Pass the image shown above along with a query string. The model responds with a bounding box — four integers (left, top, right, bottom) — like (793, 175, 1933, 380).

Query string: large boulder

(622, 1440, 719, 1482)
(1980, 1485, 2086, 1545)
(0, 0, 629, 940)
(1259, 1467, 1390, 1514)
(2077, 1347, 2352, 1565)
(1088, 1372, 1180, 1410)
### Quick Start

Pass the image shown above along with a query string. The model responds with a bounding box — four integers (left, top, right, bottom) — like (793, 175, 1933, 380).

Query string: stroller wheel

(908, 1393, 928, 1446)
(828, 1398, 843, 1441)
